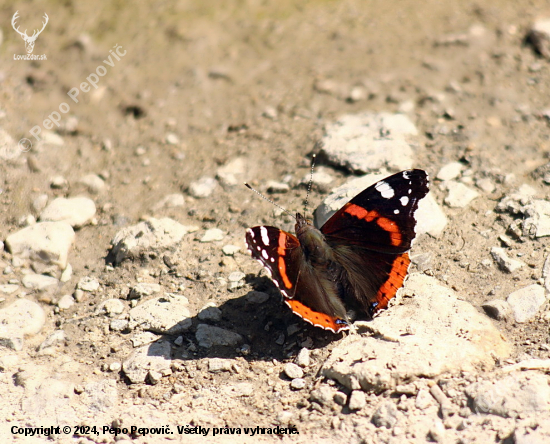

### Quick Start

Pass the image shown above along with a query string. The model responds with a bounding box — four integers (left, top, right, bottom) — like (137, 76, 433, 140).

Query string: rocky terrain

(2, 1, 550, 443)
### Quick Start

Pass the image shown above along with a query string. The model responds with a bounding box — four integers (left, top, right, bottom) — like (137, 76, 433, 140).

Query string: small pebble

(295, 348, 311, 367)
(57, 294, 75, 310)
(200, 228, 224, 243)
(222, 245, 241, 256)
(165, 133, 180, 145)
(284, 362, 304, 379)
(290, 378, 306, 390)
(188, 177, 217, 198)
(348, 390, 366, 411)
(50, 176, 68, 189)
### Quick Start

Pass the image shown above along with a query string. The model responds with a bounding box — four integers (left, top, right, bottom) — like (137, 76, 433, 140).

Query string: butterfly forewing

(321, 169, 429, 253)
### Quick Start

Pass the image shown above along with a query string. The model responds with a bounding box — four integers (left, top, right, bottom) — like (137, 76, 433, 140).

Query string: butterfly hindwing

(246, 226, 349, 332)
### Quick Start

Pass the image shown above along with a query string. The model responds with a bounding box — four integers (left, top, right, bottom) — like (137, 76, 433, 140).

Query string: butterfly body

(246, 169, 429, 333)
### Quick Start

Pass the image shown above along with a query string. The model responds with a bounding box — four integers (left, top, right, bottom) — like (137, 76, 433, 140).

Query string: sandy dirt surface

(2, 1, 550, 443)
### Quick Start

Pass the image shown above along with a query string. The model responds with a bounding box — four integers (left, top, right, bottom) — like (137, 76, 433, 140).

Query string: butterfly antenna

(244, 182, 294, 218)
(303, 154, 316, 215)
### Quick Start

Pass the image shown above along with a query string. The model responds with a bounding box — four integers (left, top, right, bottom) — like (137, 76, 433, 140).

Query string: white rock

(22, 274, 58, 294)
(195, 324, 243, 348)
(490, 247, 526, 273)
(40, 197, 96, 228)
(5, 222, 74, 272)
(41, 131, 65, 146)
(96, 299, 125, 317)
(122, 341, 172, 384)
(266, 181, 290, 193)
(228, 271, 245, 290)
(507, 284, 546, 323)
(0, 299, 46, 350)
(78, 174, 105, 194)
(476, 177, 496, 194)
(444, 181, 479, 208)
(284, 363, 304, 379)
(372, 402, 400, 428)
(319, 113, 416, 173)
(110, 218, 189, 264)
(0, 284, 19, 294)
(295, 348, 311, 367)
(522, 199, 550, 237)
(415, 389, 434, 409)
(290, 378, 306, 390)
(77, 276, 100, 292)
(436, 162, 463, 181)
(49, 175, 68, 189)
(208, 358, 233, 372)
(188, 177, 218, 198)
(0, 129, 20, 161)
(32, 194, 49, 213)
(165, 133, 180, 145)
(348, 390, 366, 411)
(322, 274, 512, 392)
(200, 228, 224, 243)
(415, 194, 448, 238)
(57, 294, 75, 310)
(151, 194, 185, 211)
(38, 330, 65, 351)
(129, 283, 161, 299)
(60, 263, 72, 282)
(222, 244, 241, 256)
(529, 19, 550, 59)
(128, 294, 192, 334)
(466, 372, 550, 418)
(216, 157, 247, 187)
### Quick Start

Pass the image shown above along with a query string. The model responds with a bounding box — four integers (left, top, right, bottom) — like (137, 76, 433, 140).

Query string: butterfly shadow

(133, 274, 347, 376)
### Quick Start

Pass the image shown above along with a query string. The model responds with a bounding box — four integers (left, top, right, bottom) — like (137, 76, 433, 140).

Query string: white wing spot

(247, 228, 254, 238)
(394, 209, 400, 214)
(256, 245, 261, 251)
(260, 226, 270, 246)
(403, 171, 410, 179)
(400, 196, 409, 206)
(408, 188, 412, 194)
(375, 181, 395, 199)
(270, 257, 275, 263)
(262, 249, 269, 260)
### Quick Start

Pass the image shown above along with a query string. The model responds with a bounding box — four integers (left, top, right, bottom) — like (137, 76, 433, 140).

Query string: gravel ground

(2, 1, 550, 443)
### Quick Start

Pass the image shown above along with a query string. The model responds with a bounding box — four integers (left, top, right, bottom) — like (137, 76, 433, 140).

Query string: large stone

(507, 284, 546, 323)
(322, 274, 512, 393)
(128, 294, 192, 334)
(5, 222, 74, 272)
(122, 341, 172, 384)
(40, 197, 96, 228)
(0, 129, 20, 161)
(195, 324, 243, 348)
(0, 299, 46, 350)
(466, 372, 550, 418)
(318, 112, 417, 174)
(110, 218, 190, 264)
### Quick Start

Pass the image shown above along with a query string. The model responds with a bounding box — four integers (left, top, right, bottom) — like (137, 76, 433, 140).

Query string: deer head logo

(12, 11, 49, 54)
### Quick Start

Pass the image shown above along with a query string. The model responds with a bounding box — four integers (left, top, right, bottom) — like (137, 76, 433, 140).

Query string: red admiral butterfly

(246, 169, 429, 333)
